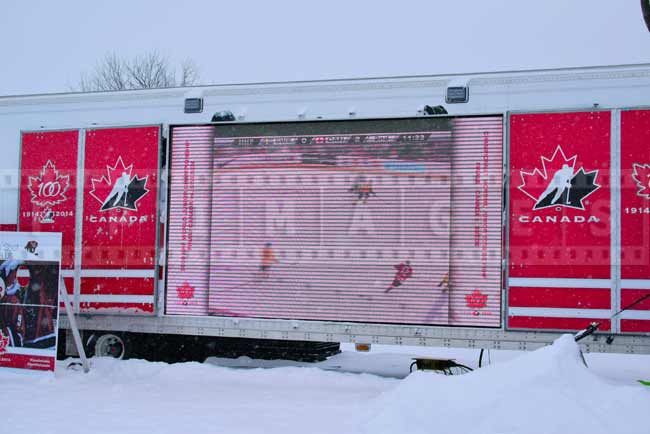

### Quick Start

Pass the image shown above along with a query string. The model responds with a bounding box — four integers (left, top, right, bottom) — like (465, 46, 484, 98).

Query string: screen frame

(165, 114, 504, 329)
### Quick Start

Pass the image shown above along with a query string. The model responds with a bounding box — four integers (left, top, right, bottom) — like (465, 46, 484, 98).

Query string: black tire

(86, 332, 132, 359)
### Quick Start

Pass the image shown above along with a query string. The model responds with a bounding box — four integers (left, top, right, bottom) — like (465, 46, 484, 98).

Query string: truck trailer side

(1, 63, 649, 359)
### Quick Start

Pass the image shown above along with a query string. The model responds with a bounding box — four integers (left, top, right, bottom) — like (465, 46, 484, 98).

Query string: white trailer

(1, 63, 650, 359)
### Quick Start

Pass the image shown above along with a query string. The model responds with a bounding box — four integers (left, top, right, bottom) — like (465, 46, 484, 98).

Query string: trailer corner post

(611, 109, 622, 334)
(502, 112, 511, 330)
(154, 124, 165, 317)
(73, 129, 86, 314)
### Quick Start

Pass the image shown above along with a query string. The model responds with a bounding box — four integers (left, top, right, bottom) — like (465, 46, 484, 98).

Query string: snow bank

(363, 335, 650, 434)
(1, 337, 647, 434)
(1, 357, 394, 434)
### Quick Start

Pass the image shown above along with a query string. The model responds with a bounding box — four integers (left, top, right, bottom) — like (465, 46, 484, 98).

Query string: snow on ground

(364, 336, 650, 434)
(2, 358, 393, 434)
(1, 337, 648, 434)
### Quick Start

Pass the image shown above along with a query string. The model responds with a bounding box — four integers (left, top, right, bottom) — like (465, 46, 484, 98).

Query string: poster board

(0, 232, 61, 372)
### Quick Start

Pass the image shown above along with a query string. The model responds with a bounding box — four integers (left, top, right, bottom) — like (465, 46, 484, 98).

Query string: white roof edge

(2, 62, 650, 103)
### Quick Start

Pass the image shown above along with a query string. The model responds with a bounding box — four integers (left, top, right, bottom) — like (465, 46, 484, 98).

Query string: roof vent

(184, 97, 203, 113)
(446, 86, 469, 104)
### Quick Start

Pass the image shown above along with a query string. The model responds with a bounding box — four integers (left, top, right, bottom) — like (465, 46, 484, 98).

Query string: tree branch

(77, 50, 200, 91)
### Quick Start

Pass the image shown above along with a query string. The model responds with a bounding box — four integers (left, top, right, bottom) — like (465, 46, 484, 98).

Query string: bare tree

(79, 52, 130, 91)
(78, 51, 200, 92)
(643, 0, 650, 33)
(179, 59, 201, 87)
(125, 51, 175, 89)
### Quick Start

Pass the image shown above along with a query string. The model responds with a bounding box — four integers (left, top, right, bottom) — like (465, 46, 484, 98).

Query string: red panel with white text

(508, 111, 612, 331)
(19, 131, 78, 269)
(81, 126, 160, 314)
(19, 131, 78, 302)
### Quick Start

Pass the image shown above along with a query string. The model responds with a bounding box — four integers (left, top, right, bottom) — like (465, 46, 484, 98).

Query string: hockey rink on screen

(207, 164, 452, 325)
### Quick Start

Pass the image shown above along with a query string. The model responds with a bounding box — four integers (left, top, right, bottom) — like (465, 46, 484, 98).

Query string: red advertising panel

(81, 127, 159, 314)
(508, 111, 612, 331)
(20, 131, 77, 302)
(167, 117, 503, 327)
(620, 109, 650, 333)
(0, 232, 61, 372)
(19, 131, 78, 270)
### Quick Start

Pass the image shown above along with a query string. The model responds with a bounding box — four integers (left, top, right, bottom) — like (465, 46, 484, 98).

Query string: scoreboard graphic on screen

(166, 117, 503, 327)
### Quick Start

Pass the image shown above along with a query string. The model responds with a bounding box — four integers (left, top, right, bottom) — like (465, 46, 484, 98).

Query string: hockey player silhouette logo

(518, 146, 600, 210)
(89, 156, 149, 212)
(536, 163, 574, 207)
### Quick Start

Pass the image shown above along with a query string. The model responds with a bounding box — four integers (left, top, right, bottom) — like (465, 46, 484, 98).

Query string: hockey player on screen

(260, 242, 278, 279)
(348, 175, 377, 205)
(385, 260, 413, 293)
(438, 272, 449, 292)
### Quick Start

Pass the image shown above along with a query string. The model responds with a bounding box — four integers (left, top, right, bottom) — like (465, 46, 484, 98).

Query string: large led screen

(167, 117, 503, 327)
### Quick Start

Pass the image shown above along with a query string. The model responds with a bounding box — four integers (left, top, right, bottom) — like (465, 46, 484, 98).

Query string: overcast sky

(1, 0, 649, 96)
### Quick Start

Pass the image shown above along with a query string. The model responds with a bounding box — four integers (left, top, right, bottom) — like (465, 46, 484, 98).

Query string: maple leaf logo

(465, 289, 487, 309)
(27, 160, 70, 207)
(176, 283, 195, 305)
(632, 163, 650, 199)
(89, 156, 149, 212)
(518, 146, 600, 210)
(0, 332, 9, 354)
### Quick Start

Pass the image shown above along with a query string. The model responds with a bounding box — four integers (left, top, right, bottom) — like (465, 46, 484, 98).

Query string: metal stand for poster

(59, 277, 90, 373)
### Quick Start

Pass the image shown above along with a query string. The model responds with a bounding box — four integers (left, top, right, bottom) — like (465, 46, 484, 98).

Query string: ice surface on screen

(207, 130, 452, 325)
